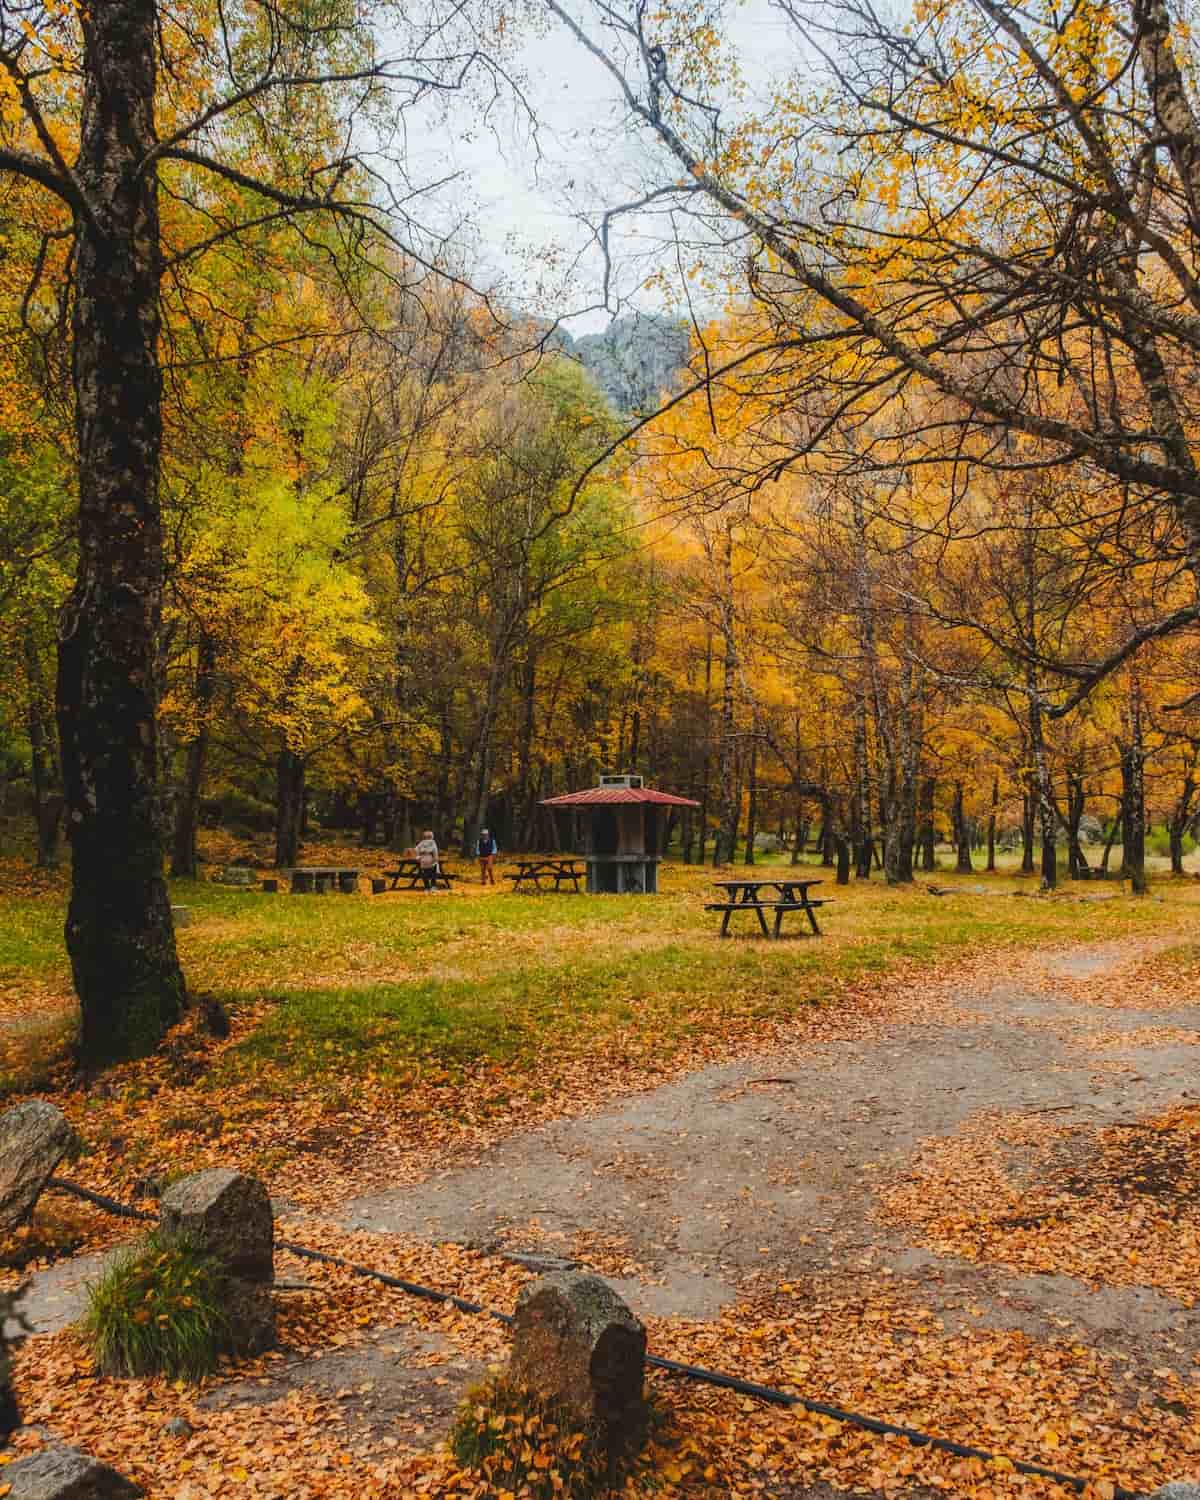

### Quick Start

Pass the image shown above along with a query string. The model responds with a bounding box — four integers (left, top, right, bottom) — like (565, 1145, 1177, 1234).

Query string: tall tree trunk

(515, 653, 537, 850)
(171, 633, 215, 879)
(831, 799, 850, 885)
(1021, 785, 1036, 874)
(1022, 514, 1056, 890)
(986, 774, 998, 873)
(468, 652, 507, 856)
(850, 487, 877, 879)
(698, 632, 712, 864)
(56, 0, 184, 1064)
(274, 750, 305, 869)
(919, 775, 936, 871)
(1031, 707, 1057, 890)
(743, 730, 758, 865)
(1065, 770, 1089, 879)
(1122, 678, 1147, 894)
(435, 699, 454, 842)
(888, 563, 920, 885)
(713, 528, 738, 867)
(852, 687, 873, 878)
(953, 781, 973, 873)
(820, 754, 835, 867)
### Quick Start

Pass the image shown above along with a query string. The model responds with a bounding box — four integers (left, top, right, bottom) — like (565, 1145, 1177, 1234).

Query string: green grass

(211, 861, 1189, 1089)
(0, 895, 68, 982)
(3, 852, 1196, 1105)
(80, 1230, 232, 1380)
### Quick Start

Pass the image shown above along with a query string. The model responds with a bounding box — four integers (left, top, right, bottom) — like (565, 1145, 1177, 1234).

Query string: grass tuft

(80, 1229, 231, 1380)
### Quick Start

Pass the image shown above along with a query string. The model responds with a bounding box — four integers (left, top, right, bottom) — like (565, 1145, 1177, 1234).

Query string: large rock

(158, 1169, 273, 1282)
(509, 1272, 646, 1453)
(571, 313, 690, 415)
(4, 1446, 143, 1499)
(1150, 1486, 1200, 1500)
(213, 866, 256, 886)
(0, 1101, 80, 1232)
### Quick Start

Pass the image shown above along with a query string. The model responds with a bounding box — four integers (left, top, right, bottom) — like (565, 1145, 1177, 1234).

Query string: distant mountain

(565, 313, 691, 416)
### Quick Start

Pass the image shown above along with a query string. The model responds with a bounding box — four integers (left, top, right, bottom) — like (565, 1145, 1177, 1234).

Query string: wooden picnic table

(507, 858, 585, 893)
(383, 858, 455, 890)
(706, 877, 827, 938)
(289, 866, 360, 894)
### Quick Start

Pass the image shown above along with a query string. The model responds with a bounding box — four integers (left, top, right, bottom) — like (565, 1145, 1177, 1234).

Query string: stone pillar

(509, 1272, 647, 1458)
(158, 1168, 275, 1353)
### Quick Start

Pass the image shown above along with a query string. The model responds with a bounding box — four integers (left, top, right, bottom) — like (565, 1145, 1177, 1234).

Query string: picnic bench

(289, 866, 360, 895)
(706, 878, 827, 938)
(507, 858, 585, 893)
(383, 859, 455, 890)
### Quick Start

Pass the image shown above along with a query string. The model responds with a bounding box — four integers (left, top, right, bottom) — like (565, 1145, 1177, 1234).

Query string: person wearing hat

(476, 827, 498, 885)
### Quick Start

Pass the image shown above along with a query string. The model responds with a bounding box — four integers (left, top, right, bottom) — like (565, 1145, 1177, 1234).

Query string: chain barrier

(44, 1177, 1142, 1499)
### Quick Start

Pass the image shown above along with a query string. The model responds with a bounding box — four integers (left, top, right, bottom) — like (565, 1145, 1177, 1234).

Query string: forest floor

(2, 844, 1199, 1499)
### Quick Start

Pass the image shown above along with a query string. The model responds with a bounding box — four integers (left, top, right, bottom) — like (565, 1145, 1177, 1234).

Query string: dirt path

(11, 930, 1199, 1498)
(339, 935, 1200, 1374)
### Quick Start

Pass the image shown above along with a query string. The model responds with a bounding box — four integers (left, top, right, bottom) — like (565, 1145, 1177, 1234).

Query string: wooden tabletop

(512, 858, 584, 869)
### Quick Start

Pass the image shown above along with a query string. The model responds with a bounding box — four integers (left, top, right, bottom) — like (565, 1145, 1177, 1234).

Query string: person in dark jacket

(476, 827, 498, 884)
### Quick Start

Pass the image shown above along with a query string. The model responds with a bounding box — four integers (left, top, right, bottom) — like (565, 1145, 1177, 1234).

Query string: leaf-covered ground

(3, 846, 1199, 1498)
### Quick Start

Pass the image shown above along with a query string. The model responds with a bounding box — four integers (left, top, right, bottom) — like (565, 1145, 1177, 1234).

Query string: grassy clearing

(203, 859, 1188, 1090)
(0, 852, 1188, 1098)
(2, 850, 1196, 1202)
(3, 852, 1194, 1095)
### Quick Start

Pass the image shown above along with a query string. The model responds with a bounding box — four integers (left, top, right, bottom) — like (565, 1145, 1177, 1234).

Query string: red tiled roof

(541, 787, 700, 807)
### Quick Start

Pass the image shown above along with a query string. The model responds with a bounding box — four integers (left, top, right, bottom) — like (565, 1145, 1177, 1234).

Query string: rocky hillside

(564, 312, 690, 416)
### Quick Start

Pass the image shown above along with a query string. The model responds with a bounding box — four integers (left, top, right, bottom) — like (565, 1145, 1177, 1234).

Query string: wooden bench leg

(755, 904, 770, 937)
(720, 907, 732, 937)
(806, 904, 821, 935)
(774, 907, 785, 940)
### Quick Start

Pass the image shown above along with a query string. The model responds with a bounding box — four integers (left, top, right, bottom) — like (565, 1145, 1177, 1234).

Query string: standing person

(476, 826, 498, 884)
(412, 830, 440, 892)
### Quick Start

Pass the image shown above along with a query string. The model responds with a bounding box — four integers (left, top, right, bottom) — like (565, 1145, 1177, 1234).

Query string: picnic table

(507, 858, 585, 893)
(289, 866, 360, 894)
(383, 859, 455, 890)
(706, 878, 827, 938)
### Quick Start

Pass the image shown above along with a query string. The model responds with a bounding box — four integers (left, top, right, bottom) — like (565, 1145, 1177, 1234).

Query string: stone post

(508, 1271, 647, 1457)
(158, 1168, 275, 1353)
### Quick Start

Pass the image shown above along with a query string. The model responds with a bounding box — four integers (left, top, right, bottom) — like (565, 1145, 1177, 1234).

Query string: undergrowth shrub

(449, 1376, 659, 1498)
(81, 1230, 230, 1380)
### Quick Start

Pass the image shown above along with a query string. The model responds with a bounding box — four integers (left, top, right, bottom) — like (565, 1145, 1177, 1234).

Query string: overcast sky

(403, 0, 799, 333)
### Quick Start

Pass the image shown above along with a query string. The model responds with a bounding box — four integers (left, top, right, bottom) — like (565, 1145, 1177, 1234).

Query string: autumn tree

(551, 0, 1200, 725)
(0, 0, 522, 1063)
